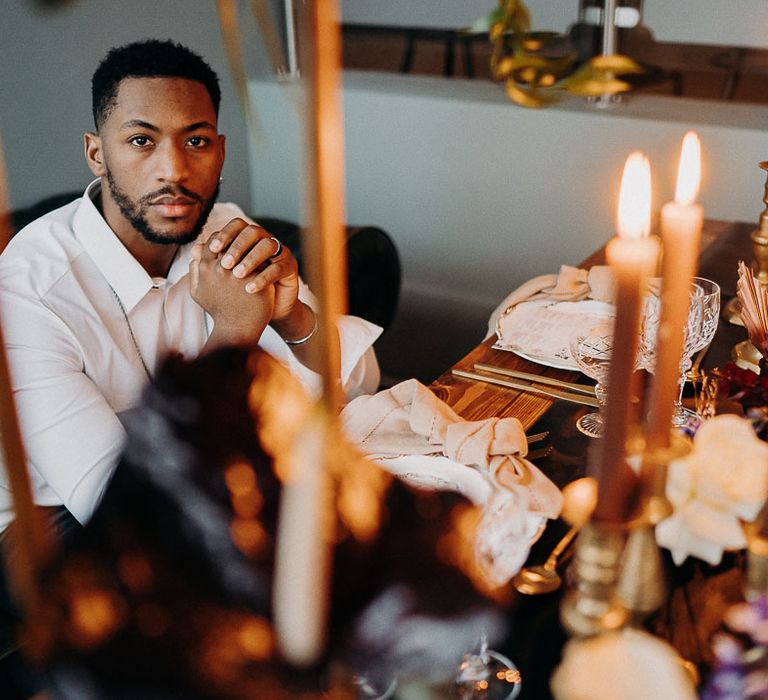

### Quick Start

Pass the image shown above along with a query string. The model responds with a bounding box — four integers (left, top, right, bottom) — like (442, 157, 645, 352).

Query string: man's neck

(95, 188, 180, 279)
(124, 238, 180, 279)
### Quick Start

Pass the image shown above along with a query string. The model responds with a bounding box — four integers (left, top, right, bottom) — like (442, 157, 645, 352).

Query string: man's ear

(84, 132, 105, 177)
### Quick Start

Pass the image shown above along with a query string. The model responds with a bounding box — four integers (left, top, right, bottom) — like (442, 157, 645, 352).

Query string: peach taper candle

(646, 131, 703, 451)
(592, 152, 659, 523)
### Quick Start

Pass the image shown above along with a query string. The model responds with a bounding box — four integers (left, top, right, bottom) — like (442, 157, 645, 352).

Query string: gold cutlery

(452, 369, 600, 408)
(473, 363, 596, 396)
(527, 445, 554, 461)
(526, 431, 549, 444)
(513, 523, 580, 595)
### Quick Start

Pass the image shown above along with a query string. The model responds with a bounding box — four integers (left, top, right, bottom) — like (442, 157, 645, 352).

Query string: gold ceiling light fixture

(477, 0, 645, 108)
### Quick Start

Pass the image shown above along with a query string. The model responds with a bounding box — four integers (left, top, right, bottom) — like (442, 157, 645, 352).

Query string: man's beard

(106, 169, 219, 245)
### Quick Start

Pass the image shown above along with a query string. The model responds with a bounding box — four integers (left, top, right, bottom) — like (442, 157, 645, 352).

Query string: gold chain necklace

(108, 284, 153, 382)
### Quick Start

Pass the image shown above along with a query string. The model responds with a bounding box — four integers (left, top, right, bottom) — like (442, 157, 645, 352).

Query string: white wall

(250, 72, 768, 306)
(249, 72, 768, 380)
(341, 0, 579, 32)
(644, 0, 768, 47)
(0, 0, 259, 212)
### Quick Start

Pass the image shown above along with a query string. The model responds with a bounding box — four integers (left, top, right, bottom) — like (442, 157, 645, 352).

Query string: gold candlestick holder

(562, 432, 690, 637)
(746, 544, 768, 601)
(751, 161, 768, 287)
(744, 520, 768, 601)
(616, 521, 666, 626)
(560, 521, 628, 638)
(617, 432, 690, 625)
(725, 161, 768, 326)
(634, 430, 690, 525)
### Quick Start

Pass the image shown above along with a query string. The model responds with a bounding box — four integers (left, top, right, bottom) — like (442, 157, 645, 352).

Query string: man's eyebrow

(118, 120, 217, 132)
(119, 119, 160, 132)
(182, 121, 217, 132)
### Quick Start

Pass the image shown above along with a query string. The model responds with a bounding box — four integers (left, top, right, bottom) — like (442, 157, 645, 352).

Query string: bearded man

(0, 39, 382, 535)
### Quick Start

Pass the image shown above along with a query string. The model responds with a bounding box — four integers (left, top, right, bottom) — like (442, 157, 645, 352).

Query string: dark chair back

(256, 217, 401, 332)
(11, 192, 82, 233)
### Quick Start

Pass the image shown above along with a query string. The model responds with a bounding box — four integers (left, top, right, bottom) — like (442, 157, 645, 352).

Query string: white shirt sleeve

(1, 291, 126, 524)
(258, 277, 383, 401)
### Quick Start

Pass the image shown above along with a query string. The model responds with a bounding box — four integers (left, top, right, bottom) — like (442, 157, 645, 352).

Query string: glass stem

(595, 382, 608, 406)
(478, 631, 489, 659)
(672, 370, 688, 425)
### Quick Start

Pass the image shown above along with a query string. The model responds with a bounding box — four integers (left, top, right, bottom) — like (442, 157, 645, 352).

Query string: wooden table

(429, 219, 755, 698)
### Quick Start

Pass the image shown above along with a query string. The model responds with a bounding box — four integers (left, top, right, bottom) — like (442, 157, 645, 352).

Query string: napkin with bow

(486, 264, 616, 340)
(341, 379, 563, 586)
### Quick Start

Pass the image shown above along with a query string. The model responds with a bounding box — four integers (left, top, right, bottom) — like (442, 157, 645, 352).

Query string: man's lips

(150, 197, 199, 218)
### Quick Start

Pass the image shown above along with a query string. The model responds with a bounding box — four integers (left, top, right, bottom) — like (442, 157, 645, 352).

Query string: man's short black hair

(91, 39, 221, 129)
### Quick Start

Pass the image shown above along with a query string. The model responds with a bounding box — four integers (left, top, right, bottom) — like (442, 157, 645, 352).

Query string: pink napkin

(341, 379, 563, 585)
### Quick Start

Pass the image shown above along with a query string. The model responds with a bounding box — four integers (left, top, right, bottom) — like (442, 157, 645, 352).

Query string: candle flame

(674, 131, 701, 206)
(617, 151, 651, 239)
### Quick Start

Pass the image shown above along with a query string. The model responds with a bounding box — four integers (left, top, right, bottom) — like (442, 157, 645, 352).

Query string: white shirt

(0, 180, 382, 531)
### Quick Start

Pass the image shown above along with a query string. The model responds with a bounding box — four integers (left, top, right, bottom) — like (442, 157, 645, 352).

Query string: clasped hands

(190, 218, 312, 350)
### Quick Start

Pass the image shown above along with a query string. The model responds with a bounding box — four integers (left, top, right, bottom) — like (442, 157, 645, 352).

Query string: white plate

(509, 348, 581, 372)
(494, 298, 615, 370)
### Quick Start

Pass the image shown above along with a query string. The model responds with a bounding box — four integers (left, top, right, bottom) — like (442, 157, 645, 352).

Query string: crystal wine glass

(643, 278, 720, 426)
(455, 633, 522, 700)
(569, 323, 614, 438)
(673, 278, 720, 425)
(639, 284, 663, 372)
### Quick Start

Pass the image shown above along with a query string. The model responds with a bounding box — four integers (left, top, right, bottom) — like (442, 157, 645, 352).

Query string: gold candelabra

(728, 162, 768, 371)
(725, 161, 768, 334)
(751, 161, 768, 288)
(745, 516, 768, 601)
(560, 519, 628, 638)
(561, 432, 691, 637)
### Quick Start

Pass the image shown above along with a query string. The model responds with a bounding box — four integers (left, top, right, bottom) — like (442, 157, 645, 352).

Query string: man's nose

(156, 142, 189, 183)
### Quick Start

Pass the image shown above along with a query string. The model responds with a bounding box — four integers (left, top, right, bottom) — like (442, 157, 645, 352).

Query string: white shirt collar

(73, 179, 192, 312)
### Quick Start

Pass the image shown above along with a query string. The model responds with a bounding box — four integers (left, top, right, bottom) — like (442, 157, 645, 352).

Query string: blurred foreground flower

(656, 415, 768, 565)
(701, 596, 768, 700)
(551, 628, 696, 700)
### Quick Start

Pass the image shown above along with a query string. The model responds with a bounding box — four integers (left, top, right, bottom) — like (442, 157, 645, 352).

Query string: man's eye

(129, 135, 152, 147)
(187, 136, 209, 148)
